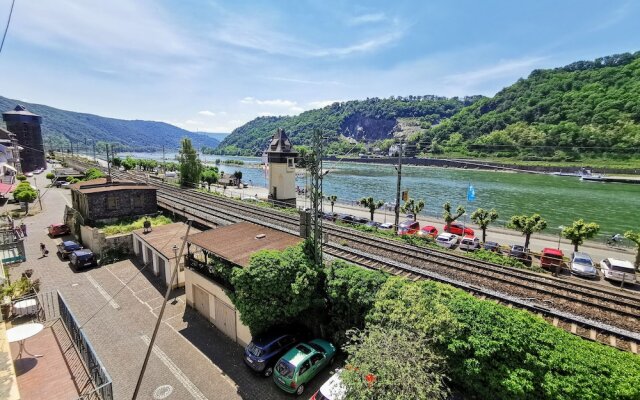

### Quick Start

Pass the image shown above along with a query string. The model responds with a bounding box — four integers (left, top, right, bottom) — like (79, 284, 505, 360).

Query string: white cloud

(347, 13, 386, 26)
(240, 97, 255, 104)
(198, 110, 216, 117)
(444, 57, 547, 88)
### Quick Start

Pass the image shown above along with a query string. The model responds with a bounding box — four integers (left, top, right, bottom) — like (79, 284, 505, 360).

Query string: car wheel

(295, 384, 305, 396)
(263, 367, 273, 377)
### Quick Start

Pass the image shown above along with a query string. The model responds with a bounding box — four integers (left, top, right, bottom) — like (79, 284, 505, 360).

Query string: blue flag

(467, 184, 476, 202)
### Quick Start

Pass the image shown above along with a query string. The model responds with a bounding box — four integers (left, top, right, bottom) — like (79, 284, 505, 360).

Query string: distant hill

(218, 96, 481, 155)
(423, 51, 640, 160)
(0, 96, 219, 152)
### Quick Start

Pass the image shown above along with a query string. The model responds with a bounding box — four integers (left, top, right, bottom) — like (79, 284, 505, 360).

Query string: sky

(0, 0, 639, 133)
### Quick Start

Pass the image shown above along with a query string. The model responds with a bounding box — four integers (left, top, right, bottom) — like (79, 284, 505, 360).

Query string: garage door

(193, 285, 210, 321)
(157, 257, 166, 284)
(214, 299, 236, 341)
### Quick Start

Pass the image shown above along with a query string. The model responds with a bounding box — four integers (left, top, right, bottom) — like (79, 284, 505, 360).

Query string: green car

(273, 339, 336, 396)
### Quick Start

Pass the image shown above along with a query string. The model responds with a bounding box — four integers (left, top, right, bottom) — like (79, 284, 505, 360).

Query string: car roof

(251, 331, 290, 347)
(283, 343, 314, 367)
(73, 249, 93, 256)
(437, 232, 454, 238)
(604, 258, 634, 268)
(62, 240, 79, 246)
(542, 248, 563, 256)
(319, 370, 346, 400)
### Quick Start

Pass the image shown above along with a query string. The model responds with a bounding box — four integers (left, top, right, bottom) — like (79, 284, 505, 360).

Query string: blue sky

(0, 0, 638, 133)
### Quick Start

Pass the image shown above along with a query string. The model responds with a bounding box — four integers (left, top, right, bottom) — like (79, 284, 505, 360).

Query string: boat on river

(580, 176, 640, 184)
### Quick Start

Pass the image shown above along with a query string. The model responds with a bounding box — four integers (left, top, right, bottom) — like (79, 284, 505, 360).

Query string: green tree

(121, 157, 136, 171)
(230, 244, 322, 335)
(84, 168, 105, 181)
(16, 175, 26, 182)
(45, 172, 55, 180)
(13, 182, 38, 213)
(359, 197, 384, 221)
(561, 219, 600, 251)
(341, 326, 449, 400)
(179, 138, 202, 187)
(402, 198, 425, 221)
(623, 231, 640, 270)
(233, 170, 243, 187)
(507, 213, 547, 249)
(470, 208, 499, 242)
(327, 195, 337, 213)
(201, 169, 219, 191)
(442, 202, 465, 229)
(111, 157, 122, 168)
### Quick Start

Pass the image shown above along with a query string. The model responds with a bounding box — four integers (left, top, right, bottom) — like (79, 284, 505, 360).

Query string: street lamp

(557, 225, 565, 249)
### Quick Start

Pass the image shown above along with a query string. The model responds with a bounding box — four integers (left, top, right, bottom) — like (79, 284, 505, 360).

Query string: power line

(0, 0, 15, 56)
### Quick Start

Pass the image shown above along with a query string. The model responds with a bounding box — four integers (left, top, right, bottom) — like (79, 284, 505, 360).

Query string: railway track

(69, 160, 640, 351)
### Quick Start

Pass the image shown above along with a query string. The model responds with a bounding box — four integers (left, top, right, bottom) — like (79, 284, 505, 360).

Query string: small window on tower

(287, 157, 295, 169)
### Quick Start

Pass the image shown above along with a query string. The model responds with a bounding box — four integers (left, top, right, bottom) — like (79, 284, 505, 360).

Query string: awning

(4, 164, 17, 172)
(0, 182, 16, 195)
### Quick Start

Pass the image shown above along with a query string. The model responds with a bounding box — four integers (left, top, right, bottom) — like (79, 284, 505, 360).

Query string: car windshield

(574, 257, 592, 265)
(437, 237, 448, 242)
(295, 344, 311, 354)
(275, 360, 294, 378)
(307, 342, 325, 353)
(246, 342, 264, 357)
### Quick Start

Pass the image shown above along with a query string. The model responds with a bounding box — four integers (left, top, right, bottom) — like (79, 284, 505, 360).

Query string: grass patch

(99, 215, 173, 236)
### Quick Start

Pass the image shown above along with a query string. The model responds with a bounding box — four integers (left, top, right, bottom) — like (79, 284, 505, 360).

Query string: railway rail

(69, 160, 640, 352)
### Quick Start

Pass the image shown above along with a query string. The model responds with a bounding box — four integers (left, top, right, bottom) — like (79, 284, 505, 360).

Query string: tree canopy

(179, 138, 203, 187)
(470, 208, 499, 242)
(561, 219, 600, 251)
(507, 213, 548, 249)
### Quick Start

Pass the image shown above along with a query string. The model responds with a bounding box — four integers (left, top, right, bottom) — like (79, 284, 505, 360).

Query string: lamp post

(557, 226, 564, 249)
(171, 244, 179, 301)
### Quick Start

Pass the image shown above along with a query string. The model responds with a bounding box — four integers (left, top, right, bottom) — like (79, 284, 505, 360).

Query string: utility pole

(308, 129, 324, 268)
(162, 145, 165, 174)
(92, 140, 96, 162)
(106, 144, 111, 177)
(394, 138, 404, 233)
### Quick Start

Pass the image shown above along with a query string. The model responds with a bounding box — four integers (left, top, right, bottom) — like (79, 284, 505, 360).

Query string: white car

(570, 252, 597, 278)
(459, 235, 481, 251)
(436, 232, 459, 249)
(379, 222, 394, 230)
(600, 258, 636, 284)
(311, 370, 345, 400)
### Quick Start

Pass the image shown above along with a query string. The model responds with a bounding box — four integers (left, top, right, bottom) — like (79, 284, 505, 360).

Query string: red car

(48, 223, 70, 237)
(397, 220, 420, 235)
(417, 225, 438, 238)
(443, 222, 474, 236)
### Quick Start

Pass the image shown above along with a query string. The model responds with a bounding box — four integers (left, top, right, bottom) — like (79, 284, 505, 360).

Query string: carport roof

(186, 222, 301, 267)
(133, 222, 200, 260)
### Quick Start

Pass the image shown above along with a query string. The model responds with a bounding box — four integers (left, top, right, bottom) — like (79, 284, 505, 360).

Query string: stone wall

(79, 225, 133, 258)
(84, 189, 157, 225)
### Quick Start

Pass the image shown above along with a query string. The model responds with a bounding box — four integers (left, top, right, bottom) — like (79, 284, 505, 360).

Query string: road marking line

(86, 274, 120, 309)
(141, 335, 208, 400)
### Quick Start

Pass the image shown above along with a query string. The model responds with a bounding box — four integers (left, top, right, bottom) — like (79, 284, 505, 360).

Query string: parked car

(600, 258, 636, 284)
(443, 222, 474, 237)
(570, 252, 597, 278)
(365, 221, 380, 228)
(336, 214, 355, 225)
(322, 212, 337, 221)
(48, 223, 70, 237)
(378, 222, 394, 230)
(540, 248, 564, 271)
(273, 339, 336, 395)
(244, 328, 303, 377)
(354, 217, 370, 225)
(435, 232, 459, 249)
(483, 241, 501, 252)
(57, 240, 82, 259)
(459, 235, 481, 251)
(509, 245, 530, 263)
(25, 172, 34, 177)
(397, 220, 419, 235)
(69, 249, 98, 270)
(417, 225, 438, 238)
(310, 370, 345, 400)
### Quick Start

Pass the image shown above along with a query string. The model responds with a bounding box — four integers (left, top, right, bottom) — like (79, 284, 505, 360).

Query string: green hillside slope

(0, 96, 219, 152)
(218, 96, 481, 155)
(423, 52, 640, 160)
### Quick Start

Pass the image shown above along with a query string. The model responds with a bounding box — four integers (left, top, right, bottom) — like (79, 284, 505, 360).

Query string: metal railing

(56, 292, 113, 400)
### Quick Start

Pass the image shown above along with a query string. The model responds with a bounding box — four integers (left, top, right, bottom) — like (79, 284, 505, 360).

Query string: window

(310, 353, 324, 366)
(287, 157, 295, 169)
(298, 360, 311, 376)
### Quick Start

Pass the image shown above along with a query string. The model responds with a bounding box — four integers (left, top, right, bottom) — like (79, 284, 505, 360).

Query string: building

(185, 222, 301, 345)
(132, 222, 199, 289)
(266, 128, 298, 207)
(2, 105, 46, 173)
(70, 177, 157, 225)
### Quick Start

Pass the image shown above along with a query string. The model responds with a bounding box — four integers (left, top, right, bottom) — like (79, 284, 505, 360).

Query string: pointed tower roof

(266, 128, 297, 155)
(3, 104, 43, 123)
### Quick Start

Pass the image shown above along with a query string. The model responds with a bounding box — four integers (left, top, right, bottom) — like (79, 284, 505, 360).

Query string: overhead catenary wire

(0, 0, 15, 56)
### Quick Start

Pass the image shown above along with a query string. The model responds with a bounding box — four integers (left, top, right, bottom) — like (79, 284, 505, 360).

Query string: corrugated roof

(70, 178, 155, 193)
(133, 223, 201, 260)
(187, 222, 301, 267)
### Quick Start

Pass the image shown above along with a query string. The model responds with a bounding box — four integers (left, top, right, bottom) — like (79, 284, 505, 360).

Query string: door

(157, 257, 166, 285)
(146, 247, 153, 266)
(193, 285, 210, 321)
(214, 298, 236, 340)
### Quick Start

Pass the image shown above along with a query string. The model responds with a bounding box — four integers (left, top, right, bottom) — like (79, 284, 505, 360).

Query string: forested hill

(218, 96, 481, 155)
(424, 52, 640, 159)
(0, 96, 220, 152)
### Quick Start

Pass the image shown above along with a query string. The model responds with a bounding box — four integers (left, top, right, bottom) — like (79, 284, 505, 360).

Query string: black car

(244, 328, 304, 377)
(508, 244, 531, 264)
(322, 212, 337, 221)
(57, 240, 82, 259)
(69, 249, 98, 270)
(354, 217, 369, 225)
(337, 214, 355, 224)
(484, 241, 501, 253)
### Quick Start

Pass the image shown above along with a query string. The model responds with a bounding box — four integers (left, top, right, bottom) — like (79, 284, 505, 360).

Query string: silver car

(570, 252, 597, 278)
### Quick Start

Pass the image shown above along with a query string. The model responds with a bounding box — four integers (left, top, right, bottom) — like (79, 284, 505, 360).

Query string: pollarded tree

(624, 231, 640, 270)
(561, 219, 600, 251)
(45, 172, 55, 180)
(402, 198, 425, 221)
(14, 182, 38, 213)
(230, 244, 322, 335)
(327, 195, 338, 213)
(201, 169, 219, 191)
(233, 170, 243, 187)
(507, 213, 547, 250)
(443, 202, 465, 229)
(341, 326, 449, 400)
(360, 197, 384, 221)
(179, 138, 202, 187)
(470, 208, 499, 242)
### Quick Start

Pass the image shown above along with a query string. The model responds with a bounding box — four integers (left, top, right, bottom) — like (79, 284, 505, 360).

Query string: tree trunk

(370, 209, 375, 221)
(331, 203, 334, 213)
(574, 242, 579, 252)
(524, 234, 531, 250)
(635, 249, 640, 271)
(482, 228, 486, 243)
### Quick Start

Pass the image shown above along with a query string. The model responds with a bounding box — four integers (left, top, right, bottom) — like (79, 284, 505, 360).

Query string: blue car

(57, 240, 82, 259)
(244, 328, 303, 377)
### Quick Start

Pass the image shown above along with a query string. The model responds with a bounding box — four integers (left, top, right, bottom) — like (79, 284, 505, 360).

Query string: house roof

(266, 128, 297, 155)
(187, 221, 301, 267)
(71, 178, 155, 194)
(133, 223, 201, 260)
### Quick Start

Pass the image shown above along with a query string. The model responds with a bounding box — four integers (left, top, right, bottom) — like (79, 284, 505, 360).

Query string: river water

(118, 152, 639, 235)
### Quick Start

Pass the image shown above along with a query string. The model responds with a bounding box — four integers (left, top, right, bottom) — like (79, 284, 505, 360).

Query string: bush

(45, 172, 55, 180)
(16, 175, 26, 181)
(100, 215, 172, 236)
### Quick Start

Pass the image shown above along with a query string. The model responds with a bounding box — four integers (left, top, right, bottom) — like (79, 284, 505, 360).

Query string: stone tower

(266, 128, 298, 207)
(2, 105, 45, 173)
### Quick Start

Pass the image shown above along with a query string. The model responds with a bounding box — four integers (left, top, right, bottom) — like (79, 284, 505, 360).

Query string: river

(116, 151, 639, 235)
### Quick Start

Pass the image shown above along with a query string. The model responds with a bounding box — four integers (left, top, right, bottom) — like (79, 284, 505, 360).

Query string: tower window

(287, 158, 295, 169)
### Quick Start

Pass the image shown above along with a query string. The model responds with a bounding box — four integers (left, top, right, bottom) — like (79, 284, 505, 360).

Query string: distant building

(266, 128, 298, 207)
(0, 127, 18, 182)
(2, 105, 46, 173)
(70, 177, 157, 225)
